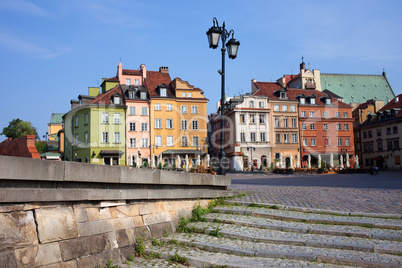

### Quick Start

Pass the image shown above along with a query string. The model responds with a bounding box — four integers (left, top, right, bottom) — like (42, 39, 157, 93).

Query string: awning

(161, 149, 206, 156)
(99, 150, 124, 156)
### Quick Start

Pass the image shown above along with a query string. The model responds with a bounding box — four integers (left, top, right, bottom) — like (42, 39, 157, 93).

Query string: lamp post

(206, 17, 240, 175)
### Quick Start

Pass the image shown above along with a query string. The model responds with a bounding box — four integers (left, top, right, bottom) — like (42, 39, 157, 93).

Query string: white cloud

(0, 31, 71, 59)
(0, 0, 48, 17)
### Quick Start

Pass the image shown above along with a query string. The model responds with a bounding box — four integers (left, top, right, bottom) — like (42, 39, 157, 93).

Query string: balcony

(305, 81, 316, 89)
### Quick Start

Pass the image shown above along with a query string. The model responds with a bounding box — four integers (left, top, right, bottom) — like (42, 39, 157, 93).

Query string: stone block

(15, 245, 38, 267)
(134, 226, 151, 241)
(147, 189, 171, 199)
(0, 189, 5, 202)
(155, 201, 167, 212)
(110, 217, 135, 231)
(0, 250, 17, 268)
(99, 208, 112, 220)
(87, 189, 121, 200)
(119, 245, 135, 261)
(73, 207, 87, 223)
(86, 207, 100, 221)
(116, 229, 130, 247)
(148, 222, 173, 238)
(143, 211, 171, 226)
(139, 202, 157, 215)
(90, 233, 111, 254)
(120, 167, 160, 184)
(64, 161, 120, 183)
(59, 237, 91, 261)
(109, 207, 118, 218)
(120, 189, 148, 200)
(125, 228, 135, 245)
(160, 170, 188, 185)
(40, 260, 77, 268)
(132, 215, 144, 227)
(77, 250, 116, 268)
(99, 201, 126, 208)
(77, 220, 113, 237)
(35, 242, 62, 267)
(35, 207, 78, 243)
(0, 211, 38, 251)
(116, 204, 139, 217)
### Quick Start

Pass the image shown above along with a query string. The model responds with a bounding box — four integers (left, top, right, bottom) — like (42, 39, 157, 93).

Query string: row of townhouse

(209, 60, 396, 171)
(63, 63, 208, 167)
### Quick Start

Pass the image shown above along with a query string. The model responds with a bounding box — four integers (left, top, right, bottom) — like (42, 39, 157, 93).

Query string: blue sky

(1, 0, 401, 142)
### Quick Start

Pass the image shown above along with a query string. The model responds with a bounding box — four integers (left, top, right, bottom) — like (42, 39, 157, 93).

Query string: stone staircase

(122, 201, 402, 267)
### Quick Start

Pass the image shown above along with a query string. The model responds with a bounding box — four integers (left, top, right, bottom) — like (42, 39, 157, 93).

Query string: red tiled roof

(252, 81, 350, 107)
(285, 74, 301, 85)
(378, 94, 402, 111)
(354, 99, 375, 111)
(104, 76, 119, 82)
(144, 71, 172, 97)
(89, 86, 124, 105)
(122, 69, 141, 76)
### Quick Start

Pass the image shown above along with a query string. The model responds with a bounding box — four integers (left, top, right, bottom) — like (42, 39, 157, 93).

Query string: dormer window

(326, 98, 331, 105)
(310, 98, 316, 104)
(113, 96, 121, 104)
(160, 88, 167, 97)
(280, 92, 287, 99)
(128, 92, 135, 99)
(300, 98, 305, 104)
(141, 92, 147, 100)
(249, 101, 254, 108)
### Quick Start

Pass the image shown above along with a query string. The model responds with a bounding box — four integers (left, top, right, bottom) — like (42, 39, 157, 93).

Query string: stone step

(123, 241, 355, 268)
(186, 221, 402, 255)
(215, 205, 402, 229)
(161, 233, 402, 267)
(205, 212, 402, 241)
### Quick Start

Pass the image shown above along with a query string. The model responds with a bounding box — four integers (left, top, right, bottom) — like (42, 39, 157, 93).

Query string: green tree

(1, 118, 38, 139)
(35, 141, 48, 154)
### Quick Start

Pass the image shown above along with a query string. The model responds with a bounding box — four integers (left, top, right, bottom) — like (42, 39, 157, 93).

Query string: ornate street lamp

(206, 17, 240, 175)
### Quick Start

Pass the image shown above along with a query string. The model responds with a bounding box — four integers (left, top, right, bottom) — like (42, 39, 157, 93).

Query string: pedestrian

(375, 166, 379, 175)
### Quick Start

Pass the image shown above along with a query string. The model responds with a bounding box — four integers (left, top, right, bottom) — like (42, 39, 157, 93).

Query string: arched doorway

(243, 156, 248, 168)
(285, 157, 290, 168)
(261, 155, 267, 167)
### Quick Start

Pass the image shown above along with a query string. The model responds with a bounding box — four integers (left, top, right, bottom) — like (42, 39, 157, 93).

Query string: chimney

(396, 96, 399, 103)
(159, 66, 169, 74)
(140, 64, 147, 79)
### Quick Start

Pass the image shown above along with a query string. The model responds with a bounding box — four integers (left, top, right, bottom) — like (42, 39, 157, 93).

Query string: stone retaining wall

(0, 156, 232, 267)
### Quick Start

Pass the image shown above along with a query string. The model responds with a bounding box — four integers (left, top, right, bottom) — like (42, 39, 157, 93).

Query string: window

(310, 98, 316, 104)
(250, 114, 256, 124)
(75, 116, 79, 127)
(302, 123, 307, 130)
(129, 92, 135, 99)
(275, 133, 281, 143)
(188, 92, 192, 98)
(260, 132, 266, 142)
(322, 111, 328, 118)
(396, 156, 401, 165)
(129, 122, 136, 131)
(387, 140, 392, 151)
(114, 132, 121, 143)
(338, 138, 343, 146)
(155, 104, 161, 111)
(141, 92, 146, 99)
(85, 132, 88, 144)
(377, 129, 382, 136)
(259, 101, 264, 108)
(280, 92, 287, 99)
(155, 119, 162, 129)
(75, 134, 79, 146)
(249, 101, 254, 108)
(192, 106, 198, 114)
(336, 112, 340, 118)
(368, 130, 372, 138)
(182, 92, 186, 98)
(240, 114, 245, 123)
(301, 111, 306, 117)
(324, 138, 329, 146)
(394, 140, 400, 150)
(166, 119, 173, 129)
(160, 88, 167, 96)
(141, 123, 148, 131)
(274, 105, 279, 111)
(167, 104, 172, 111)
(167, 136, 173, 147)
(259, 114, 265, 124)
(192, 120, 199, 130)
(141, 138, 148, 148)
(85, 113, 88, 124)
(102, 113, 109, 124)
(102, 132, 108, 143)
(363, 131, 367, 138)
(240, 132, 246, 142)
(336, 124, 341, 130)
(345, 138, 350, 146)
(303, 138, 308, 146)
(113, 96, 121, 104)
(155, 136, 162, 147)
(134, 79, 139, 86)
(291, 105, 296, 112)
(378, 140, 383, 151)
(141, 107, 148, 115)
(393, 126, 398, 134)
(181, 136, 188, 147)
(250, 132, 256, 142)
(282, 105, 288, 112)
(300, 98, 305, 104)
(309, 111, 314, 117)
(292, 118, 297, 128)
(181, 120, 187, 130)
(192, 136, 199, 147)
(181, 106, 187, 114)
(129, 107, 136, 115)
(387, 127, 391, 135)
(129, 138, 136, 148)
(126, 79, 131, 85)
(114, 113, 120, 124)
(326, 98, 331, 105)
(344, 124, 349, 130)
(310, 123, 315, 130)
(283, 133, 289, 143)
(283, 118, 288, 128)
(323, 123, 329, 130)
(292, 133, 297, 143)
(343, 112, 348, 118)
(311, 138, 316, 146)
(275, 118, 280, 128)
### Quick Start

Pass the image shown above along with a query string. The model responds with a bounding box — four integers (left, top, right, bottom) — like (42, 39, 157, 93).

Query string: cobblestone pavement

(229, 172, 402, 214)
